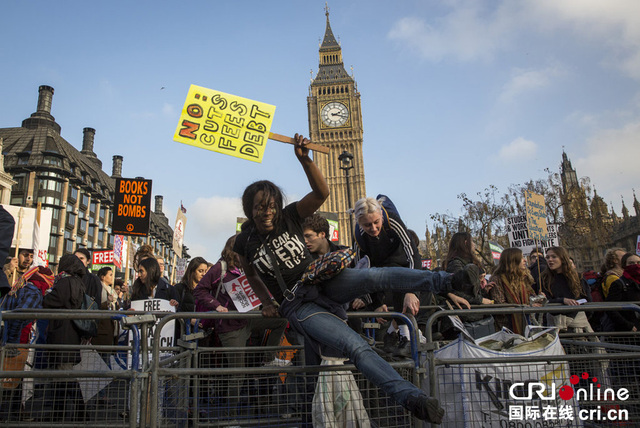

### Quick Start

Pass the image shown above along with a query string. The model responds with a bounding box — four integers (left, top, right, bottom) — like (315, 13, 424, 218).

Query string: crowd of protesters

(1, 139, 640, 424)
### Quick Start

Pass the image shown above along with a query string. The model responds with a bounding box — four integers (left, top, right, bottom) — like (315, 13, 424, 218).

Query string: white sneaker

(263, 358, 292, 367)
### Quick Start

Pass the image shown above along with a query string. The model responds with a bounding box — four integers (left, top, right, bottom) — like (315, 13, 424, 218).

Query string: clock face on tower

(321, 101, 349, 127)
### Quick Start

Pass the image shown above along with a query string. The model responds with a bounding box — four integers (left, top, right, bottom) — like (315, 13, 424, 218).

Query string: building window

(65, 239, 74, 253)
(66, 205, 76, 227)
(42, 155, 63, 167)
(70, 187, 78, 202)
(79, 219, 87, 235)
(48, 238, 58, 257)
(80, 193, 89, 208)
(51, 208, 61, 221)
(37, 196, 61, 206)
(38, 179, 63, 192)
(12, 175, 26, 191)
(40, 171, 64, 180)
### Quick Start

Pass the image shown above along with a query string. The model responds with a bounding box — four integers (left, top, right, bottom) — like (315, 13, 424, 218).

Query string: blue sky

(2, 1, 639, 263)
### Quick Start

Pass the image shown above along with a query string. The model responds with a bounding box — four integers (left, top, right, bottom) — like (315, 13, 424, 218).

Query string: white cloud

(183, 196, 243, 263)
(498, 67, 564, 104)
(496, 137, 538, 162)
(162, 103, 176, 117)
(387, 4, 513, 63)
(574, 119, 640, 208)
(388, 0, 640, 79)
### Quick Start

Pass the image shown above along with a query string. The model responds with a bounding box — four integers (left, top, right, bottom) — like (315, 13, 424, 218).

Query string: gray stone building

(0, 85, 186, 275)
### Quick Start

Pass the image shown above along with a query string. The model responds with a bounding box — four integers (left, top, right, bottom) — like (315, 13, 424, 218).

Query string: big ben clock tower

(308, 7, 366, 246)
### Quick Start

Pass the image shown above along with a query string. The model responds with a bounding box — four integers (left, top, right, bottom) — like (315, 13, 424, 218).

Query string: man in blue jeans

(233, 134, 470, 424)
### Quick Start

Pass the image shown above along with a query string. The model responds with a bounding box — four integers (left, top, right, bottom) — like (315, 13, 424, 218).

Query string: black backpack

(72, 291, 99, 339)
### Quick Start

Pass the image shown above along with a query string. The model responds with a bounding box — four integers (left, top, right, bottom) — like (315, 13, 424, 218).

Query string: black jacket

(43, 255, 86, 366)
(606, 276, 640, 332)
(529, 258, 548, 294)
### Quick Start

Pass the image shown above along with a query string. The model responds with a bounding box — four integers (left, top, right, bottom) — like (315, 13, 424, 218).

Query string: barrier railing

(3, 302, 639, 427)
(422, 302, 640, 427)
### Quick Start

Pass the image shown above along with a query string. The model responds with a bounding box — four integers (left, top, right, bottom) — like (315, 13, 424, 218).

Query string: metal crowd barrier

(3, 303, 639, 427)
(422, 302, 640, 428)
(1, 309, 420, 427)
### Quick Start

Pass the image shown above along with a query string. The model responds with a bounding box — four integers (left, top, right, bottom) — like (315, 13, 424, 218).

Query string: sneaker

(382, 331, 399, 353)
(418, 330, 427, 344)
(263, 358, 292, 367)
(393, 335, 412, 358)
(406, 394, 444, 424)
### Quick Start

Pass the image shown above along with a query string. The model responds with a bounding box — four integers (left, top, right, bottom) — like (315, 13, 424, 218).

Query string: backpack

(72, 292, 99, 339)
(583, 271, 614, 332)
(585, 271, 604, 302)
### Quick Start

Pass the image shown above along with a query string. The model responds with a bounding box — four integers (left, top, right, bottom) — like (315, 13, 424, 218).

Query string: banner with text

(223, 274, 266, 312)
(525, 190, 548, 241)
(1, 205, 52, 252)
(174, 85, 276, 163)
(92, 250, 114, 266)
(175, 258, 188, 284)
(173, 208, 187, 258)
(113, 235, 124, 269)
(112, 178, 152, 237)
(507, 215, 558, 255)
(129, 299, 176, 366)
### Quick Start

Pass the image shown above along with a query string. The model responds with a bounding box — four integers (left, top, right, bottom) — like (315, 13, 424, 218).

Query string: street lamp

(338, 150, 354, 244)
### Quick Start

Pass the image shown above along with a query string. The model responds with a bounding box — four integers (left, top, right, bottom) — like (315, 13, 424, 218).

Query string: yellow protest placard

(525, 190, 548, 241)
(174, 85, 276, 163)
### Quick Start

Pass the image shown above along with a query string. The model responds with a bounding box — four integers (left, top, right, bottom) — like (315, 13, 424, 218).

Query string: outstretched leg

(321, 267, 452, 305)
(294, 301, 444, 423)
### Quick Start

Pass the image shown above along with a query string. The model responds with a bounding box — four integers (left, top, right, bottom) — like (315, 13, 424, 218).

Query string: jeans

(293, 267, 451, 407)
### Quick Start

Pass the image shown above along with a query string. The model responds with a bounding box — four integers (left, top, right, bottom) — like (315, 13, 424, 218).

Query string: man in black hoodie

(73, 248, 102, 307)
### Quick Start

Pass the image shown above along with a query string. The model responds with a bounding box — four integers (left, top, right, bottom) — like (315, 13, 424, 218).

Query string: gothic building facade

(0, 85, 186, 275)
(559, 152, 640, 271)
(307, 9, 366, 246)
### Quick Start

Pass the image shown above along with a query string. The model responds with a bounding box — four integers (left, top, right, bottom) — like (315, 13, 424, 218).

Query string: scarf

(500, 274, 533, 335)
(9, 266, 55, 296)
(622, 264, 640, 285)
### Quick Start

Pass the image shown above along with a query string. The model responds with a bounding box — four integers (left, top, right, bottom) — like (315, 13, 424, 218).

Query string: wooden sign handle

(269, 132, 330, 154)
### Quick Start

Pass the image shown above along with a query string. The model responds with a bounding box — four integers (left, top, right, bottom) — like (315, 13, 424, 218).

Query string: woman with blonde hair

(599, 247, 626, 299)
(489, 248, 536, 334)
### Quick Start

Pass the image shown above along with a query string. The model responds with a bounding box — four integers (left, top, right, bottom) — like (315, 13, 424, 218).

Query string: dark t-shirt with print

(234, 202, 313, 303)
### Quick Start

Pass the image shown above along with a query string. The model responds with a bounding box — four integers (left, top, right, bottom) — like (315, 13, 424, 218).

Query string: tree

(429, 185, 509, 270)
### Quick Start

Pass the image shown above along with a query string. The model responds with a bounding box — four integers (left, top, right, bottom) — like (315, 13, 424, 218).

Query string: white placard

(506, 215, 558, 255)
(128, 298, 176, 367)
(223, 274, 263, 312)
